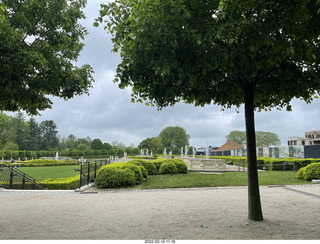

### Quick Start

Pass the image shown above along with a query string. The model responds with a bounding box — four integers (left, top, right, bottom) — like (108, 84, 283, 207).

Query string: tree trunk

(244, 84, 263, 221)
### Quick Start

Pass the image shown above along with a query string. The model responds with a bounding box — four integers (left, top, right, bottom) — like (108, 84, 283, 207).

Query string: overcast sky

(12, 0, 320, 148)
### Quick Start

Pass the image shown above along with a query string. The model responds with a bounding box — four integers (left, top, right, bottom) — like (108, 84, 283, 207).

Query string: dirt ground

(0, 184, 320, 240)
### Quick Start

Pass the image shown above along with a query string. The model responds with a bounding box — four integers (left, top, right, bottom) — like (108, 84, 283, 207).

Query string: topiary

(159, 162, 178, 174)
(95, 167, 122, 188)
(174, 161, 189, 174)
(121, 163, 143, 184)
(140, 161, 158, 175)
(297, 163, 320, 181)
(139, 165, 148, 178)
(128, 159, 144, 166)
(117, 168, 137, 187)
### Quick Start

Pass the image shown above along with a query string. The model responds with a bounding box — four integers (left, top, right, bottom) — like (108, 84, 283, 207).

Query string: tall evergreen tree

(39, 120, 59, 150)
(26, 118, 41, 151)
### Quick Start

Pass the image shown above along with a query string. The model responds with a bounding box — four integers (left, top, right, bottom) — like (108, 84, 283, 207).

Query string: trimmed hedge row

(209, 156, 320, 171)
(297, 163, 320, 181)
(95, 158, 189, 189)
(42, 175, 80, 190)
(6, 159, 79, 167)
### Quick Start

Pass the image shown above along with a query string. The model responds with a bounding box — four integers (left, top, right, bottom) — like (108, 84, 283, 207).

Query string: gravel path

(0, 185, 320, 240)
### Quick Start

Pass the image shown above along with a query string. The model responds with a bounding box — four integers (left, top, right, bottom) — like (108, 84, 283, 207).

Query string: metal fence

(78, 159, 110, 189)
(0, 163, 46, 190)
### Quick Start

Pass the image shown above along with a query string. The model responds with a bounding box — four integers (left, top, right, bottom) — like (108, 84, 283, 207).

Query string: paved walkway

(1, 185, 320, 240)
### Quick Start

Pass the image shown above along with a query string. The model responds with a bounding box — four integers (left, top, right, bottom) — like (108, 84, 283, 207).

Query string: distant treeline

(0, 148, 140, 160)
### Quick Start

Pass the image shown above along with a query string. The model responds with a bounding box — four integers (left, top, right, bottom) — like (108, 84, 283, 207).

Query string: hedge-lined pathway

(0, 185, 320, 240)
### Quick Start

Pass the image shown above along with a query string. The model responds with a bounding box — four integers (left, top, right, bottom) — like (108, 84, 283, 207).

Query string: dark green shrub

(159, 162, 178, 174)
(117, 168, 137, 187)
(128, 159, 144, 166)
(95, 162, 143, 188)
(121, 163, 143, 184)
(174, 161, 189, 174)
(95, 167, 122, 188)
(297, 163, 320, 181)
(153, 161, 162, 173)
(139, 166, 148, 178)
(140, 161, 158, 175)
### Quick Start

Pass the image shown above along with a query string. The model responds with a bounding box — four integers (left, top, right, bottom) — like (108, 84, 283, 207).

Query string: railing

(0, 163, 46, 190)
(78, 159, 110, 189)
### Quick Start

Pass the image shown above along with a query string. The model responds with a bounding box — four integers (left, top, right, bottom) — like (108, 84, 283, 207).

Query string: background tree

(91, 138, 104, 150)
(25, 117, 41, 151)
(3, 142, 19, 151)
(98, 0, 320, 221)
(226, 131, 246, 145)
(39, 120, 59, 150)
(11, 112, 29, 150)
(226, 130, 281, 146)
(77, 136, 92, 148)
(77, 143, 89, 151)
(65, 134, 77, 150)
(0, 0, 94, 115)
(102, 142, 113, 151)
(158, 126, 190, 149)
(138, 136, 164, 154)
(0, 112, 13, 148)
(256, 131, 281, 147)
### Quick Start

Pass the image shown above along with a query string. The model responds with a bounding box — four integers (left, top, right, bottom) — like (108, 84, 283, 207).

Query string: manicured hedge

(209, 156, 320, 171)
(297, 163, 320, 181)
(95, 162, 143, 189)
(159, 162, 178, 174)
(95, 158, 189, 189)
(7, 159, 79, 167)
(42, 175, 80, 190)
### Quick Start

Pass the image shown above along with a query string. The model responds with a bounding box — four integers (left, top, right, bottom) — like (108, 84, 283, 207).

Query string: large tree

(226, 131, 247, 145)
(138, 136, 164, 154)
(0, 0, 94, 115)
(226, 130, 281, 146)
(39, 120, 59, 150)
(97, 0, 320, 220)
(26, 118, 41, 151)
(159, 126, 190, 149)
(256, 131, 281, 147)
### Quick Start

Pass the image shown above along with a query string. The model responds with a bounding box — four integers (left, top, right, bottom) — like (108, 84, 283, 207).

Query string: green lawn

(141, 171, 310, 189)
(19, 165, 80, 181)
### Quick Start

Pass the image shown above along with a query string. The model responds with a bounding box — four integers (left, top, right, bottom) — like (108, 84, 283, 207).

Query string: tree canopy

(0, 0, 94, 115)
(159, 126, 190, 149)
(97, 0, 320, 221)
(226, 130, 281, 146)
(225, 130, 247, 145)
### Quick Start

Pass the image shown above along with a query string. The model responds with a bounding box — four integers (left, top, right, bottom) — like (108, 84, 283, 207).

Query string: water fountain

(55, 152, 59, 161)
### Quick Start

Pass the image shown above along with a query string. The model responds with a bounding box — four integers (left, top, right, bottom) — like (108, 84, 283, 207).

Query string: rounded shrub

(174, 161, 189, 174)
(117, 168, 137, 187)
(128, 159, 143, 166)
(159, 162, 178, 174)
(140, 161, 158, 175)
(139, 166, 148, 178)
(297, 163, 320, 181)
(95, 167, 122, 188)
(121, 163, 143, 184)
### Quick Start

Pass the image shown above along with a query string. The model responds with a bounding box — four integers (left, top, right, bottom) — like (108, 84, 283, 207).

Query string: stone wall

(182, 158, 226, 170)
